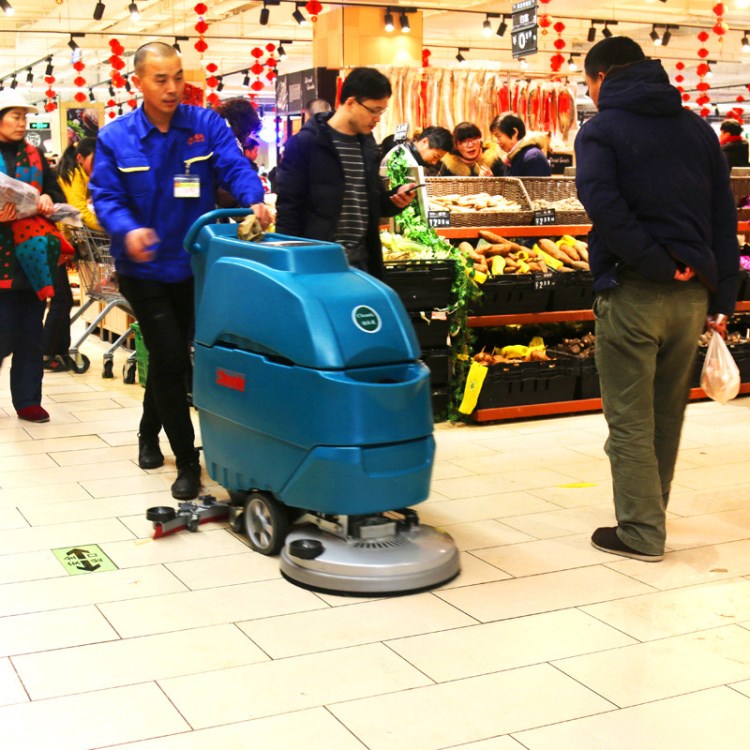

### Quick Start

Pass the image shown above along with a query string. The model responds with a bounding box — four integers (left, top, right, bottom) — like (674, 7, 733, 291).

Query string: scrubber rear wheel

(243, 491, 289, 555)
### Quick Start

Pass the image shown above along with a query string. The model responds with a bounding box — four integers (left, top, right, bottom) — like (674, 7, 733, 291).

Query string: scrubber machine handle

(184, 208, 255, 255)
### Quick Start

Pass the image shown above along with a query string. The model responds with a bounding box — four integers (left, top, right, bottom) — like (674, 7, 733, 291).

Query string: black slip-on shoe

(138, 433, 164, 469)
(591, 526, 664, 562)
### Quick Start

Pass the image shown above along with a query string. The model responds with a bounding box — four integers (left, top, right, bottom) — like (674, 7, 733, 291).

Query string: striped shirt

(330, 129, 369, 265)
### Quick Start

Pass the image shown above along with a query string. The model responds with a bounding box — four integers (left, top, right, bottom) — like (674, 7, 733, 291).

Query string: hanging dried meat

(557, 86, 576, 142)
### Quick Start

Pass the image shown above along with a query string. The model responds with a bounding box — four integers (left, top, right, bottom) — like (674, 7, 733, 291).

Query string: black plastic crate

(421, 348, 452, 387)
(383, 259, 456, 311)
(431, 387, 452, 422)
(476, 357, 578, 409)
(550, 272, 595, 311)
(579, 356, 600, 399)
(409, 311, 451, 349)
(469, 274, 552, 315)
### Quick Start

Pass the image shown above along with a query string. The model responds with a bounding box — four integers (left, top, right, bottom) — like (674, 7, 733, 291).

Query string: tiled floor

(2, 333, 750, 750)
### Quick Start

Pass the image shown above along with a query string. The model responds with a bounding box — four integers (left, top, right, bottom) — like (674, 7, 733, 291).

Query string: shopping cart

(68, 225, 138, 382)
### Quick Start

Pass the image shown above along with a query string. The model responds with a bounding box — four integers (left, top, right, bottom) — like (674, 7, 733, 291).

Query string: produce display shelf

(436, 225, 592, 240)
(472, 382, 750, 423)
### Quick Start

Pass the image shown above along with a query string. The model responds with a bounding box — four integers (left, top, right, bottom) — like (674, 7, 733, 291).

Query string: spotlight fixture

(482, 15, 492, 37)
(399, 11, 410, 33)
(455, 48, 467, 64)
(173, 36, 188, 54)
(93, 1, 105, 20)
(124, 75, 132, 93)
(650, 25, 661, 44)
(10, 74, 17, 90)
(519, 57, 528, 70)
(68, 35, 80, 51)
(217, 77, 224, 92)
(25, 67, 33, 85)
(128, 1, 139, 21)
(588, 21, 596, 43)
(706, 60, 715, 78)
(278, 40, 290, 59)
(292, 3, 307, 25)
(384, 8, 394, 32)
(602, 22, 613, 38)
(661, 27, 672, 46)
(45, 56, 53, 76)
(108, 83, 115, 97)
(567, 55, 577, 72)
(0, 0, 14, 16)
(260, 1, 270, 25)
(88, 88, 96, 102)
(243, 69, 250, 86)
(496, 15, 507, 38)
(743, 33, 750, 52)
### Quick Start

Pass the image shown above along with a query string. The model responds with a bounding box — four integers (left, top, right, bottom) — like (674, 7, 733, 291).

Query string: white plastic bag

(700, 332, 740, 404)
(0, 171, 40, 218)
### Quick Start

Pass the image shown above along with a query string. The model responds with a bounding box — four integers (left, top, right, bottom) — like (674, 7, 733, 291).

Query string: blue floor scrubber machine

(182, 209, 459, 595)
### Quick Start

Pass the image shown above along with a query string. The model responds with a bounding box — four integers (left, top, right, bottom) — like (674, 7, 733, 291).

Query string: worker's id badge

(174, 174, 200, 198)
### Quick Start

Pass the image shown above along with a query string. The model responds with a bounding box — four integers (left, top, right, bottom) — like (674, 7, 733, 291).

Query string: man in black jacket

(276, 67, 416, 278)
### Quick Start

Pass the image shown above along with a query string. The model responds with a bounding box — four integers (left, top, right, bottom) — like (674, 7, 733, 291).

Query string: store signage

(427, 210, 451, 228)
(394, 123, 409, 142)
(549, 153, 574, 174)
(29, 121, 50, 129)
(533, 208, 556, 226)
(534, 271, 556, 290)
(352, 306, 382, 333)
(511, 0, 538, 58)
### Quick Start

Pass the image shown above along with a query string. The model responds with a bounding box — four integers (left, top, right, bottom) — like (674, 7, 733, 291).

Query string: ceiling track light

(93, 1, 105, 20)
(293, 3, 307, 25)
(661, 28, 672, 46)
(384, 7, 394, 32)
(650, 24, 661, 44)
(88, 88, 96, 102)
(260, 1, 270, 25)
(482, 16, 492, 37)
(108, 83, 115, 97)
(567, 55, 578, 72)
(68, 33, 84, 51)
(243, 69, 250, 86)
(587, 21, 596, 43)
(45, 56, 53, 76)
(173, 36, 187, 54)
(743, 32, 750, 52)
(217, 77, 224, 92)
(9, 74, 17, 89)
(399, 11, 410, 33)
(519, 58, 528, 70)
(278, 40, 291, 59)
(128, 1, 139, 21)
(25, 67, 33, 85)
(455, 47, 469, 64)
(0, 0, 14, 17)
(496, 15, 507, 38)
(602, 22, 613, 38)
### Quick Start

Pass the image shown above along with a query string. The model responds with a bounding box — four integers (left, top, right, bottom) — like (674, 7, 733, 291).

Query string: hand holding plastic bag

(700, 332, 740, 404)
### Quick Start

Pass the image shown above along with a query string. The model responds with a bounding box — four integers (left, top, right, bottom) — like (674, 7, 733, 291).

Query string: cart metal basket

(68, 226, 138, 381)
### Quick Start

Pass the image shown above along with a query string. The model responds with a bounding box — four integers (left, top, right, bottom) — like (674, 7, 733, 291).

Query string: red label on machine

(216, 368, 246, 391)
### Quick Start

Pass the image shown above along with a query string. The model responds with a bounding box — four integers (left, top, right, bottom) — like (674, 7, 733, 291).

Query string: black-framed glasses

(355, 99, 387, 116)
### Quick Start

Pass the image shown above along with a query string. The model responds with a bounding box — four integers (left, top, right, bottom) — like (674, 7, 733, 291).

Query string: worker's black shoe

(171, 462, 201, 500)
(138, 433, 164, 469)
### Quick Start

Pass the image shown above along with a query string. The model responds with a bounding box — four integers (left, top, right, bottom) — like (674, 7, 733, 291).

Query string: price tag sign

(511, 0, 538, 58)
(534, 272, 556, 290)
(533, 208, 557, 226)
(428, 210, 451, 228)
(394, 123, 409, 143)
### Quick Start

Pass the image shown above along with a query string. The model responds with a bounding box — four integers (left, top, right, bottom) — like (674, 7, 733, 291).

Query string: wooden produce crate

(425, 176, 533, 227)
(520, 176, 589, 224)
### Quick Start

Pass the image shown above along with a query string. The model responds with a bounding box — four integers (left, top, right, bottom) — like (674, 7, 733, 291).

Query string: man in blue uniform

(575, 36, 738, 561)
(91, 41, 270, 500)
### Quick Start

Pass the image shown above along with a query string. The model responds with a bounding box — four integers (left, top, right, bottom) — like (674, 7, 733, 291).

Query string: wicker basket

(520, 177, 589, 224)
(425, 177, 534, 227)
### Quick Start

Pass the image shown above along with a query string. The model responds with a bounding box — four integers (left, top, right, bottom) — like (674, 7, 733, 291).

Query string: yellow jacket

(60, 166, 102, 231)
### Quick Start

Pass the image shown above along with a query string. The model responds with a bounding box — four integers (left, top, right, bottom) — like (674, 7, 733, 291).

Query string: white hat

(0, 89, 39, 115)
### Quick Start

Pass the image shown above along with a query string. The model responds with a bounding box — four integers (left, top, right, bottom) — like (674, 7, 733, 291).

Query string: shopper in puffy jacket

(91, 42, 270, 501)
(490, 114, 551, 177)
(438, 122, 504, 177)
(276, 67, 416, 278)
(0, 89, 68, 424)
(575, 36, 738, 563)
(381, 126, 453, 176)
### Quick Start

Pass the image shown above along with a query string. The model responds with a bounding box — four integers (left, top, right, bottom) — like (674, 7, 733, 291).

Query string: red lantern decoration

(553, 21, 565, 33)
(682, 93, 691, 102)
(698, 48, 709, 58)
(251, 62, 264, 76)
(266, 70, 277, 82)
(74, 92, 87, 103)
(676, 61, 685, 71)
(195, 39, 208, 53)
(251, 79, 264, 91)
(195, 3, 209, 58)
(194, 2, 207, 13)
(206, 62, 218, 73)
(266, 57, 277, 68)
(737, 95, 746, 103)
(700, 107, 711, 117)
(305, 0, 322, 22)
(251, 47, 264, 58)
(697, 31, 709, 42)
(675, 75, 684, 83)
(266, 43, 276, 53)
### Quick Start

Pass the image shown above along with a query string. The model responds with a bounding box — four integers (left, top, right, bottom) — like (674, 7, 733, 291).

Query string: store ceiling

(1, 0, 749, 111)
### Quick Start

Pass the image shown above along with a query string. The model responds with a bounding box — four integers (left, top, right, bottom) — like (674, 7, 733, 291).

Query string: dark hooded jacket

(276, 113, 402, 279)
(575, 59, 738, 314)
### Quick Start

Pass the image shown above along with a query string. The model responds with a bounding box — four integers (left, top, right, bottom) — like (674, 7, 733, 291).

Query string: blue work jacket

(91, 104, 265, 282)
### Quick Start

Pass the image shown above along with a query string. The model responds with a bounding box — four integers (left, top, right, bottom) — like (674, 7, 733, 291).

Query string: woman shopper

(0, 89, 69, 423)
(490, 114, 552, 177)
(43, 137, 101, 372)
(438, 122, 504, 177)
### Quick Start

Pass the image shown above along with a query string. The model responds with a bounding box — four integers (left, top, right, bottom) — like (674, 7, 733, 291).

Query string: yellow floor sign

(52, 544, 118, 576)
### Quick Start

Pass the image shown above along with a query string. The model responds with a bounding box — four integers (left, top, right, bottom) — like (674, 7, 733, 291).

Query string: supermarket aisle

(1, 337, 750, 750)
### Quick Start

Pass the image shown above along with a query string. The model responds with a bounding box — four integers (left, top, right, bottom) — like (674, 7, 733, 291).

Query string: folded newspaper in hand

(0, 171, 81, 225)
